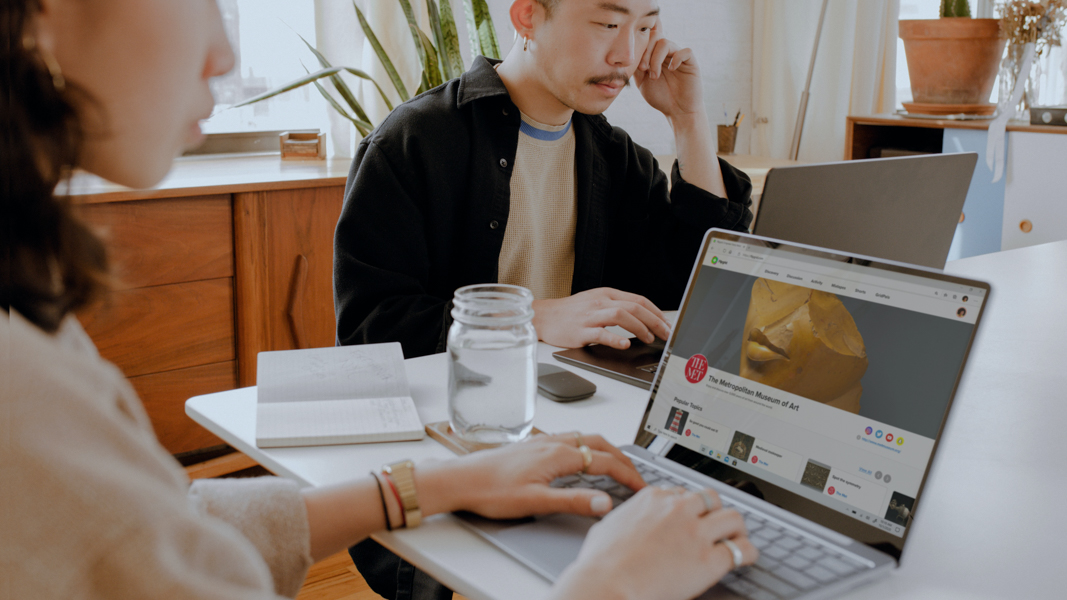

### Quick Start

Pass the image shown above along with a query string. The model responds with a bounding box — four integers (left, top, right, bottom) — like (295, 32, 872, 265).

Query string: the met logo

(684, 354, 708, 384)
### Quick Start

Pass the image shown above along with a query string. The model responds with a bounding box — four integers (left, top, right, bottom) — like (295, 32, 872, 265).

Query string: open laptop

(752, 153, 976, 270)
(460, 229, 989, 599)
(553, 153, 978, 388)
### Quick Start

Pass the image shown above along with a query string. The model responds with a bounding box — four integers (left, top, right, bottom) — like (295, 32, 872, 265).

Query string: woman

(0, 1, 756, 598)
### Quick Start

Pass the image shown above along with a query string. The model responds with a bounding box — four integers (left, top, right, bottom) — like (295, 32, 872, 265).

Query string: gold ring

(578, 445, 593, 473)
(574, 431, 584, 448)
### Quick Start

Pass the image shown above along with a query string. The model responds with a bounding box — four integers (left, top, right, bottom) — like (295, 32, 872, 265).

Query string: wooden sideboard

(845, 115, 1067, 260)
(69, 155, 350, 456)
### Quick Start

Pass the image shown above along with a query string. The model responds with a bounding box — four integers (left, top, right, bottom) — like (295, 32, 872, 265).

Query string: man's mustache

(587, 73, 631, 87)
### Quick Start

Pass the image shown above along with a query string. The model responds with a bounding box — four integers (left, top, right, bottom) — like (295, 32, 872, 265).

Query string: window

(204, 0, 326, 135)
(895, 0, 943, 108)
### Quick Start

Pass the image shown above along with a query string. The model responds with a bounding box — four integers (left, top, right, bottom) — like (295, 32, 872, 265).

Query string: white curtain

(752, 0, 899, 162)
(314, 0, 431, 157)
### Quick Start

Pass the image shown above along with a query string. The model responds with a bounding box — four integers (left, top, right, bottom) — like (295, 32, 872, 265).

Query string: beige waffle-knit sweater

(0, 310, 312, 599)
(497, 111, 577, 300)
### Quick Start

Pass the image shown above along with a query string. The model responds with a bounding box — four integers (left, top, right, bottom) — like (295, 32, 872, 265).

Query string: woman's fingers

(697, 507, 747, 543)
(533, 432, 645, 490)
(580, 448, 646, 491)
(577, 433, 639, 473)
(715, 535, 759, 569)
(532, 487, 615, 517)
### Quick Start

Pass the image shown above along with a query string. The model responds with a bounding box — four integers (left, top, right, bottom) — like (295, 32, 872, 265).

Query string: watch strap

(382, 460, 421, 528)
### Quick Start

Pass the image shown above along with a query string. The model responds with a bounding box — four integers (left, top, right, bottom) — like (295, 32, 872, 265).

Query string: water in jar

(448, 333, 536, 444)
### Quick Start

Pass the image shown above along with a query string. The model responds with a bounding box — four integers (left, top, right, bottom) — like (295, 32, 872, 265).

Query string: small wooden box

(280, 131, 326, 160)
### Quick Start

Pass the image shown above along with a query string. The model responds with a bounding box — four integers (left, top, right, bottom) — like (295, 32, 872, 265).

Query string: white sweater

(0, 310, 312, 599)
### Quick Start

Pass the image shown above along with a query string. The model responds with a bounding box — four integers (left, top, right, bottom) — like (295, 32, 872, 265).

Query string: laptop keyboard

(550, 461, 869, 600)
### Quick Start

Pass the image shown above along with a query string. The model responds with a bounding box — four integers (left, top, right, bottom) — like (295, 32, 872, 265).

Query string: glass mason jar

(447, 284, 537, 444)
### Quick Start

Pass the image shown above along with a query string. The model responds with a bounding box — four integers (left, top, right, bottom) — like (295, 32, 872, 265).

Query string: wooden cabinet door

(234, 186, 345, 386)
(74, 196, 237, 455)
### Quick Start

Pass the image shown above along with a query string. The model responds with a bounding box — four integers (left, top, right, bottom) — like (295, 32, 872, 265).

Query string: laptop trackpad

(489, 514, 594, 581)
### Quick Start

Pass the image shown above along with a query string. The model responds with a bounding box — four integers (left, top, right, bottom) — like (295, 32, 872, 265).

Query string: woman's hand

(552, 487, 758, 600)
(416, 433, 646, 519)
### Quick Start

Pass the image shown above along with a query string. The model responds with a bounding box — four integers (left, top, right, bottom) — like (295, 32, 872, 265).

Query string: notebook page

(256, 397, 425, 448)
(257, 343, 408, 403)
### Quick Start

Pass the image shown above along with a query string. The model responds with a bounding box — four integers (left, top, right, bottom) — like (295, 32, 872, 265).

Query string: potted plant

(899, 0, 1006, 115)
(236, 0, 500, 138)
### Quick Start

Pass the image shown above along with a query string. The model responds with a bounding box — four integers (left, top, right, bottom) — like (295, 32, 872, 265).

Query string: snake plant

(237, 0, 500, 137)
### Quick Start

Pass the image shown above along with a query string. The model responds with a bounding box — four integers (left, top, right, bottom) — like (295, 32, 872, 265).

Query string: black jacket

(334, 57, 753, 358)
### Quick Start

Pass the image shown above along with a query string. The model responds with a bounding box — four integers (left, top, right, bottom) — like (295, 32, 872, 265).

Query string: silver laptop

(551, 153, 978, 390)
(459, 229, 989, 599)
(752, 153, 977, 270)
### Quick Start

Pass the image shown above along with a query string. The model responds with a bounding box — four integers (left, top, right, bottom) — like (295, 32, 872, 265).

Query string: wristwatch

(382, 459, 422, 528)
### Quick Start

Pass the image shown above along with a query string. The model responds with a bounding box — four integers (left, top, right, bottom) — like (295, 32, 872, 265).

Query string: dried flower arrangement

(998, 0, 1067, 56)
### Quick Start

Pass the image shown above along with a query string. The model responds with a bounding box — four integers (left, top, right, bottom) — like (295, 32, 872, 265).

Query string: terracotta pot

(899, 18, 1006, 105)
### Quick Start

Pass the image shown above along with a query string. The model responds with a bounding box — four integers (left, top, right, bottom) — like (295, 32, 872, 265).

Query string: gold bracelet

(381, 460, 421, 528)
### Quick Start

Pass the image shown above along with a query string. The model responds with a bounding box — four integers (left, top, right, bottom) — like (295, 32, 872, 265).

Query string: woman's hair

(1, 0, 110, 333)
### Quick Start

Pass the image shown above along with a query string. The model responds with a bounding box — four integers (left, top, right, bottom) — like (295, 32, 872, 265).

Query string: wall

(477, 0, 754, 156)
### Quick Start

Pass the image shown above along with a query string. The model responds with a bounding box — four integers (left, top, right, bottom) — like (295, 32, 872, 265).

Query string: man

(334, 0, 753, 360)
(335, 1, 752, 597)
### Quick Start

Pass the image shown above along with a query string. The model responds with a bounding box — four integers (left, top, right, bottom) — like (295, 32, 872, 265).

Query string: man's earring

(523, 36, 529, 52)
(23, 34, 65, 92)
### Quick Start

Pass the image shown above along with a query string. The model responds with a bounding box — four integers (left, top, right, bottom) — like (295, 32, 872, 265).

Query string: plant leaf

(463, 0, 481, 59)
(425, 0, 451, 80)
(354, 1, 410, 102)
(313, 80, 372, 137)
(234, 67, 346, 107)
(397, 0, 429, 77)
(398, 0, 443, 90)
(340, 67, 394, 112)
(298, 35, 372, 125)
(414, 25, 443, 89)
(436, 0, 465, 77)
(470, 0, 500, 59)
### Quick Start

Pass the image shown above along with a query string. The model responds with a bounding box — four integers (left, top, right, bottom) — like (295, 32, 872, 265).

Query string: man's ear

(509, 0, 540, 41)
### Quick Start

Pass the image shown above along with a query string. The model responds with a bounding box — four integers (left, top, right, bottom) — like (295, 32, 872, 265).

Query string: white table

(188, 241, 1067, 599)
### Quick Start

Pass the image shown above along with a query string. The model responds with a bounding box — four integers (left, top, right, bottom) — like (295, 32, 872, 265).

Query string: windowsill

(65, 154, 352, 204)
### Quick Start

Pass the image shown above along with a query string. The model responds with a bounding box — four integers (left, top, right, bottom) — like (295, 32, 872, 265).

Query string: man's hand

(632, 22, 703, 121)
(632, 20, 726, 198)
(532, 288, 671, 350)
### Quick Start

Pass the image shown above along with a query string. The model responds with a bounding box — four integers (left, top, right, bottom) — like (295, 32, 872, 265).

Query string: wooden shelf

(848, 114, 1067, 134)
(64, 153, 350, 204)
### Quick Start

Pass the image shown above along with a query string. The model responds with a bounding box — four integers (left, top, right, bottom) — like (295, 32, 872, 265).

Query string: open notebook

(255, 343, 424, 448)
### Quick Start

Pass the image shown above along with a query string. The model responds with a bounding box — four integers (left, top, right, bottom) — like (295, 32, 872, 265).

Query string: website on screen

(646, 238, 982, 537)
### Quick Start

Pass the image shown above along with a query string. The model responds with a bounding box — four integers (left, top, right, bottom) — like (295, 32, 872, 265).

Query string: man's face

(531, 0, 660, 115)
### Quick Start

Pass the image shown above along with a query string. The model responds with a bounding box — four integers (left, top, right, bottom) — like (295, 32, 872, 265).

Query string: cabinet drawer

(1003, 132, 1067, 251)
(128, 361, 237, 454)
(79, 278, 235, 377)
(75, 195, 233, 289)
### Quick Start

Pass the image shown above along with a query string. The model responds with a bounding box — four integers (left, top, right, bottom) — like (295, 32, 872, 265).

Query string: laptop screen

(637, 230, 989, 557)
